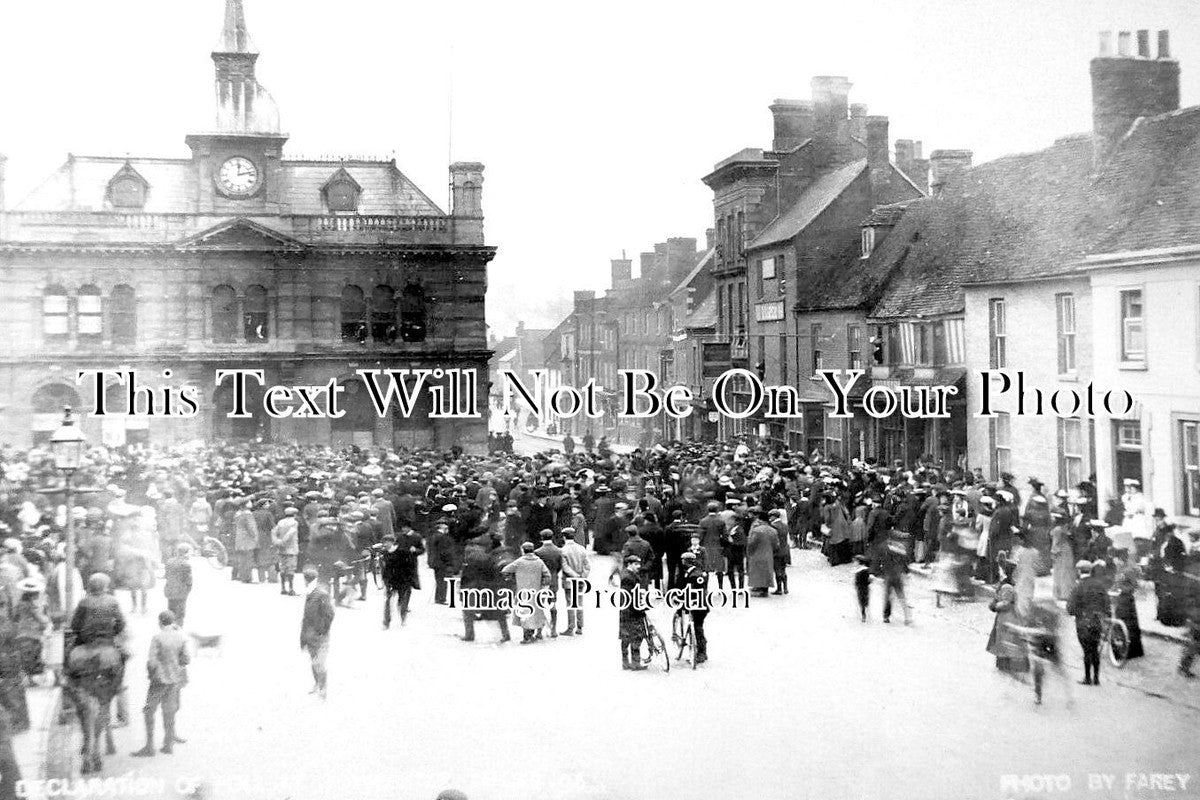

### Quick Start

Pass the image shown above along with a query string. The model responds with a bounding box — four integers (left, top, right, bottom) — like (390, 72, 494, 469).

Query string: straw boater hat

(17, 577, 44, 595)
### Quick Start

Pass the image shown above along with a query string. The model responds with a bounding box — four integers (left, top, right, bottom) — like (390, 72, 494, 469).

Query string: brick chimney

(1091, 29, 1179, 160)
(769, 99, 813, 152)
(866, 116, 892, 201)
(849, 103, 869, 142)
(573, 290, 596, 313)
(929, 149, 973, 195)
(449, 162, 484, 217)
(895, 140, 929, 194)
(705, 227, 715, 251)
(639, 252, 656, 284)
(811, 76, 852, 168)
(610, 258, 632, 289)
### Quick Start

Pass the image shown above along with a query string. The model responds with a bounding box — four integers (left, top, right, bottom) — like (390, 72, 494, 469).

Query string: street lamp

(49, 407, 86, 615)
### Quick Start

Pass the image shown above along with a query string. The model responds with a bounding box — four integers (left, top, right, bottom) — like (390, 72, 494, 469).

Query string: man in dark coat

(427, 521, 462, 605)
(698, 502, 726, 588)
(459, 536, 510, 643)
(617, 555, 646, 670)
(621, 526, 654, 588)
(299, 569, 334, 699)
(679, 551, 709, 664)
(381, 527, 425, 628)
(1066, 561, 1110, 685)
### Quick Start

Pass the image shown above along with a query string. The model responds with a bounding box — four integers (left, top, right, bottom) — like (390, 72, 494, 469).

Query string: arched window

(111, 285, 136, 344)
(371, 285, 396, 343)
(78, 285, 102, 341)
(340, 286, 366, 342)
(212, 285, 237, 343)
(32, 384, 81, 414)
(399, 282, 427, 343)
(43, 286, 69, 338)
(244, 285, 269, 342)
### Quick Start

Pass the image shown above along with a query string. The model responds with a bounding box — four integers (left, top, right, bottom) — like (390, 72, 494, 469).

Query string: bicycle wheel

(684, 627, 697, 670)
(371, 558, 381, 589)
(204, 538, 229, 570)
(649, 629, 670, 673)
(1108, 619, 1130, 668)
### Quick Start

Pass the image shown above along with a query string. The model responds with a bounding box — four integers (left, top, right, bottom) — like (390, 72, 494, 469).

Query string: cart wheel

(204, 539, 228, 570)
(1108, 619, 1130, 668)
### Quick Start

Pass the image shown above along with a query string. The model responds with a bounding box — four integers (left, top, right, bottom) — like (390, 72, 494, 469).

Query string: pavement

(17, 543, 1200, 800)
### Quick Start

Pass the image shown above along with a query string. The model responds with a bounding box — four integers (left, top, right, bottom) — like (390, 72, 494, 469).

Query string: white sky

(1, 0, 1196, 337)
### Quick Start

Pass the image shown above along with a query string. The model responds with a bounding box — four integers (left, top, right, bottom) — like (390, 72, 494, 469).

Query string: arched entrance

(330, 379, 379, 448)
(97, 381, 150, 447)
(212, 382, 270, 443)
(31, 384, 81, 445)
(392, 375, 434, 451)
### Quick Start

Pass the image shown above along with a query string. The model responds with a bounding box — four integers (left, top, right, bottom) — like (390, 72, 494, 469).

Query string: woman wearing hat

(986, 557, 1029, 675)
(1110, 549, 1145, 660)
(13, 577, 49, 682)
(1049, 511, 1077, 601)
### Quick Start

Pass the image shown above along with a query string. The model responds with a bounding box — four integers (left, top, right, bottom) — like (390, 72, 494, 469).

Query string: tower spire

(215, 0, 256, 54)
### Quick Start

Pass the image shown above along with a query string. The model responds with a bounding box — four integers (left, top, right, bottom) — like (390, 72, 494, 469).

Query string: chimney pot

(1137, 30, 1151, 58)
(1099, 31, 1113, 56)
(1117, 31, 1132, 56)
(1158, 30, 1171, 59)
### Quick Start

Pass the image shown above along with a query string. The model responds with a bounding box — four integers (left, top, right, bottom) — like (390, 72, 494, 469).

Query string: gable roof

(14, 154, 445, 216)
(669, 247, 715, 299)
(748, 159, 867, 250)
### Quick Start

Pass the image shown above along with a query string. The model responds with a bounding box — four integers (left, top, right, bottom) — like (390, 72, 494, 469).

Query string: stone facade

(0, 0, 495, 450)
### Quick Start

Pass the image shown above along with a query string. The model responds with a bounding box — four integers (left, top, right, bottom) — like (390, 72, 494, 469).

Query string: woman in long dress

(1050, 514, 1078, 601)
(987, 560, 1029, 674)
(746, 514, 776, 597)
(1111, 550, 1145, 660)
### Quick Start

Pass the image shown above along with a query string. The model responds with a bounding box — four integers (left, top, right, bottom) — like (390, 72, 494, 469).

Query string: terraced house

(0, 0, 495, 450)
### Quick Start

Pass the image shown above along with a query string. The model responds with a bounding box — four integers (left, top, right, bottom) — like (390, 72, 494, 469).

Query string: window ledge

(1057, 372, 1079, 382)
(1118, 362, 1148, 372)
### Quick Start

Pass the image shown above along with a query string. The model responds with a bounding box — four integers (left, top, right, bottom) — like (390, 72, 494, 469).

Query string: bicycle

(635, 616, 670, 673)
(671, 610, 698, 670)
(1101, 590, 1131, 668)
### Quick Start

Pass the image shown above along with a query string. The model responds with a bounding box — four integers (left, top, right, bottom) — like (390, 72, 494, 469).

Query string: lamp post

(49, 407, 86, 615)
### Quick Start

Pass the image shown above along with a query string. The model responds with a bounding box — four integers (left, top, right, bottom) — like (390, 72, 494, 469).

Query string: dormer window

(861, 226, 876, 259)
(107, 162, 150, 209)
(321, 167, 361, 213)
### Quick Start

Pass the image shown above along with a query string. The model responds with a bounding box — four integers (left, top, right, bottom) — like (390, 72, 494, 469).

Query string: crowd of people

(0, 432, 1196, 781)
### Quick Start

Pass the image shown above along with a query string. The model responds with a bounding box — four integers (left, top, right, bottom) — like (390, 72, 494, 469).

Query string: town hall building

(0, 0, 495, 450)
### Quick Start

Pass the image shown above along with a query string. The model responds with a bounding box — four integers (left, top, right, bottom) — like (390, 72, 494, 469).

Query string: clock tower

(185, 0, 288, 213)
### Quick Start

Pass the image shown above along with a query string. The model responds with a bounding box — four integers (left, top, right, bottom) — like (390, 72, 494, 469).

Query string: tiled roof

(1088, 106, 1200, 254)
(748, 159, 867, 250)
(862, 199, 919, 227)
(795, 196, 928, 313)
(870, 135, 1101, 318)
(870, 105, 1200, 317)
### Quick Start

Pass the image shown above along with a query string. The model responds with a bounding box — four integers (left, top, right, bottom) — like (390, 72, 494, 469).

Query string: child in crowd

(853, 555, 872, 622)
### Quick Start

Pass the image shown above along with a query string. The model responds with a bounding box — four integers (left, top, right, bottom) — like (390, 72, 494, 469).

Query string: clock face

(217, 156, 260, 197)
